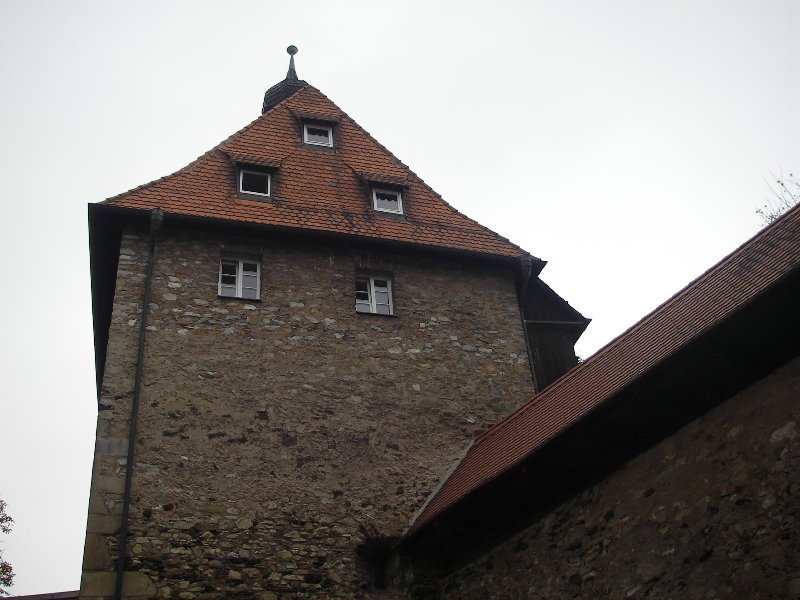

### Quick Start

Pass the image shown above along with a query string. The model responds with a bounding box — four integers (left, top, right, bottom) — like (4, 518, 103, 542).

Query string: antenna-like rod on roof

(261, 45, 305, 114)
(286, 45, 299, 81)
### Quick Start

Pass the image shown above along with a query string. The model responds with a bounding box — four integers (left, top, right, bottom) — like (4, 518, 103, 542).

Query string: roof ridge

(307, 86, 532, 259)
(103, 87, 307, 205)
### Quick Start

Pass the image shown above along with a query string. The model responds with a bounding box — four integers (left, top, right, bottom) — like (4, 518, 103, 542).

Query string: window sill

(355, 310, 397, 318)
(218, 295, 262, 303)
(301, 143, 338, 153)
(237, 192, 273, 202)
(372, 211, 406, 221)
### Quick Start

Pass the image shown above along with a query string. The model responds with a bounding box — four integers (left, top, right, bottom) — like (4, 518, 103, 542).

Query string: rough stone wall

(81, 226, 534, 599)
(430, 355, 800, 600)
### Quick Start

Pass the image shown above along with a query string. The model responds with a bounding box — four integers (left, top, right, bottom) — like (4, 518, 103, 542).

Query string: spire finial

(286, 45, 299, 81)
(262, 45, 306, 114)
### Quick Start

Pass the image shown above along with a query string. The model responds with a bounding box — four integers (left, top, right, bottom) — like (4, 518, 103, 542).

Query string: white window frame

(218, 258, 261, 300)
(238, 168, 271, 197)
(371, 188, 404, 215)
(355, 275, 393, 315)
(303, 123, 334, 147)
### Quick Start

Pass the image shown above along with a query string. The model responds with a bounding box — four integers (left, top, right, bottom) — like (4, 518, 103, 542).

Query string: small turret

(262, 45, 308, 114)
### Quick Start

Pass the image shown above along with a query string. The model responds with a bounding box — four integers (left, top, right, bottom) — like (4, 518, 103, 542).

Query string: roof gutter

(114, 208, 163, 600)
(524, 319, 591, 329)
(88, 203, 534, 266)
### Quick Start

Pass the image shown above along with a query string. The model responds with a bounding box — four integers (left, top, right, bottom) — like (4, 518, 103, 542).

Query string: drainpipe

(115, 208, 164, 600)
(517, 255, 539, 393)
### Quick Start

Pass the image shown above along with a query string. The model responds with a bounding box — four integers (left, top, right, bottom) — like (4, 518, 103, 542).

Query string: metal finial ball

(287, 45, 298, 56)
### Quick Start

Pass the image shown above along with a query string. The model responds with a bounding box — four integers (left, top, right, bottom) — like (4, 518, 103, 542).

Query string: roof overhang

(289, 108, 342, 123)
(357, 172, 410, 188)
(224, 153, 282, 169)
(89, 203, 527, 264)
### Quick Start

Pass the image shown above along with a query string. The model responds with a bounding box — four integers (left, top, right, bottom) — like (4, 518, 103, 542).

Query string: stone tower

(81, 48, 588, 599)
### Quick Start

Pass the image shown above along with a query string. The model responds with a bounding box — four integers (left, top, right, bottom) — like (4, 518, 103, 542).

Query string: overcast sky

(0, 0, 797, 595)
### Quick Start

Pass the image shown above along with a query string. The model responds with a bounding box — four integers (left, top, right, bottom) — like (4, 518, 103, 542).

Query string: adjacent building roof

(100, 59, 528, 260)
(406, 203, 800, 536)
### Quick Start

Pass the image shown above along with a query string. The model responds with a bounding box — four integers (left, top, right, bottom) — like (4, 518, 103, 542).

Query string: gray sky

(0, 0, 797, 594)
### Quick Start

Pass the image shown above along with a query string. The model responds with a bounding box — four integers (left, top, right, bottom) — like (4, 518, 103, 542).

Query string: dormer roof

(99, 51, 530, 260)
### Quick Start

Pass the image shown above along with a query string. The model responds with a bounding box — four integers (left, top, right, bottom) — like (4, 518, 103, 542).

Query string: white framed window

(303, 123, 334, 147)
(355, 275, 393, 315)
(238, 168, 271, 197)
(219, 259, 260, 300)
(372, 188, 403, 215)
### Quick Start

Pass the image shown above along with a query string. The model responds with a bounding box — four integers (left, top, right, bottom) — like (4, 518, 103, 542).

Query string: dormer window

(372, 188, 403, 215)
(303, 123, 333, 147)
(238, 168, 271, 198)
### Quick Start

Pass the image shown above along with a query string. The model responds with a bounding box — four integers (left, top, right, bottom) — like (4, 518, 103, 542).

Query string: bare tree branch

(757, 170, 799, 225)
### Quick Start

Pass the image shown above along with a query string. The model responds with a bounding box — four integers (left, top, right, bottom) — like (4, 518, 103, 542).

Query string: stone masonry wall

(81, 226, 535, 599)
(429, 354, 800, 600)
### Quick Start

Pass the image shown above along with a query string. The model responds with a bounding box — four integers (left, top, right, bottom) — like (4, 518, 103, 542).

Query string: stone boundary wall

(430, 354, 800, 600)
(81, 226, 535, 599)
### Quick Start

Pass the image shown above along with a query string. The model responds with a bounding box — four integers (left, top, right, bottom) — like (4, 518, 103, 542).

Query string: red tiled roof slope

(102, 86, 526, 259)
(409, 203, 800, 534)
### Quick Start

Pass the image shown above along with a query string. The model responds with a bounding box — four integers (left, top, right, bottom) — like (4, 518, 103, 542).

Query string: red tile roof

(101, 84, 527, 259)
(407, 203, 800, 535)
